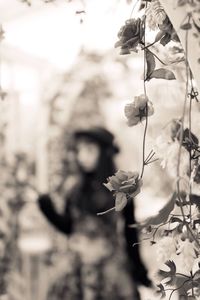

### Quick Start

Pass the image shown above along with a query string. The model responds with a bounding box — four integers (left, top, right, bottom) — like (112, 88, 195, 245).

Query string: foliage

(104, 0, 200, 298)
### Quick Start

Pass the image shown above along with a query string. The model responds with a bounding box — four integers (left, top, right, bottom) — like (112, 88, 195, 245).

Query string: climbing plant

(102, 0, 200, 299)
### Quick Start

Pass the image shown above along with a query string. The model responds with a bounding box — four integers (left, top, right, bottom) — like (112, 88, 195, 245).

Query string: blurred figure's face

(76, 138, 100, 172)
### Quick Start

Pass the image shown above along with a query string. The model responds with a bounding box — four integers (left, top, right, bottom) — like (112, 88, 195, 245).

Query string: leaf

(183, 128, 199, 146)
(190, 194, 200, 211)
(181, 279, 199, 295)
(160, 33, 172, 46)
(193, 269, 200, 281)
(154, 30, 166, 44)
(156, 284, 166, 298)
(149, 68, 176, 80)
(170, 216, 183, 224)
(145, 49, 156, 80)
(103, 182, 114, 191)
(158, 260, 177, 286)
(115, 192, 127, 211)
(180, 23, 192, 30)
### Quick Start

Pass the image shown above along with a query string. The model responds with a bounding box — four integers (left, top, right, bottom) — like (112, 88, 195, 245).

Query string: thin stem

(176, 273, 191, 279)
(144, 149, 154, 162)
(140, 2, 148, 179)
(97, 207, 115, 216)
(189, 93, 192, 217)
(146, 158, 159, 165)
(129, 0, 140, 19)
(147, 49, 167, 66)
(167, 279, 191, 300)
(145, 150, 155, 163)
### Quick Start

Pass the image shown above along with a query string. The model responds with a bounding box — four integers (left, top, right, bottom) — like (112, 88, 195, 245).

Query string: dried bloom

(146, 0, 166, 30)
(104, 170, 142, 197)
(124, 94, 154, 127)
(156, 236, 177, 263)
(155, 137, 189, 176)
(115, 18, 144, 55)
(176, 239, 197, 273)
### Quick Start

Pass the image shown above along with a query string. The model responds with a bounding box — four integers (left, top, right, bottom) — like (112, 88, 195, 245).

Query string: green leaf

(115, 192, 127, 211)
(158, 260, 177, 286)
(149, 68, 176, 80)
(145, 49, 156, 80)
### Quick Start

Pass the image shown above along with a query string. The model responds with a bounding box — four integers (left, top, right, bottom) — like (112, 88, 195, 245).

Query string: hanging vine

(102, 0, 200, 299)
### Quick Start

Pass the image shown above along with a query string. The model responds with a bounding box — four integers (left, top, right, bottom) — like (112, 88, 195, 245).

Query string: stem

(97, 207, 115, 216)
(147, 49, 167, 66)
(167, 279, 191, 300)
(176, 273, 191, 279)
(144, 149, 154, 163)
(129, 0, 140, 19)
(188, 92, 192, 217)
(140, 108, 148, 178)
(140, 2, 148, 179)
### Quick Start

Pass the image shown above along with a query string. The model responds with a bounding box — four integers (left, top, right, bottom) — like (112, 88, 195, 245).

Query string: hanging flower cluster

(113, 0, 200, 298)
(124, 94, 154, 126)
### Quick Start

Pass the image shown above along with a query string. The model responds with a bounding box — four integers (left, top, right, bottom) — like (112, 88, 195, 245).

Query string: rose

(104, 170, 142, 195)
(104, 170, 142, 211)
(124, 94, 154, 127)
(115, 18, 144, 55)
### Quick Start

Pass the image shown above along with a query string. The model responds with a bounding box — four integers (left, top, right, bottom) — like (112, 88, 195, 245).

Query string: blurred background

(0, 0, 197, 299)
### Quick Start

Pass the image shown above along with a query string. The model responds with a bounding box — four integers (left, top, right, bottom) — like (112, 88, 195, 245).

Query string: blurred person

(38, 126, 151, 300)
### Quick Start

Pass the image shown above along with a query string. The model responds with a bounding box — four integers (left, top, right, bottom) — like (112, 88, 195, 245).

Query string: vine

(102, 0, 200, 298)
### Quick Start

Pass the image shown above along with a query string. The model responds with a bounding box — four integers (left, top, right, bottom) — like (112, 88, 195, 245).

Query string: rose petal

(115, 170, 128, 182)
(119, 184, 136, 194)
(115, 192, 127, 211)
(109, 176, 121, 190)
(127, 117, 140, 127)
(114, 40, 123, 48)
(124, 103, 135, 118)
(120, 47, 131, 55)
(103, 182, 114, 192)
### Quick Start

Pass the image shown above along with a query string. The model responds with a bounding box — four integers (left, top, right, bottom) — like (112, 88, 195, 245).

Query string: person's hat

(74, 126, 119, 154)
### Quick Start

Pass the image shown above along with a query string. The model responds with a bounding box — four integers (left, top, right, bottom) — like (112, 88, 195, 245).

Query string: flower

(176, 239, 197, 274)
(156, 236, 177, 264)
(104, 170, 142, 196)
(124, 94, 154, 126)
(115, 18, 144, 55)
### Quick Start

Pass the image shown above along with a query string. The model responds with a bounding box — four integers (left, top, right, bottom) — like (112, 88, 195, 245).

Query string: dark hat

(74, 126, 119, 154)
